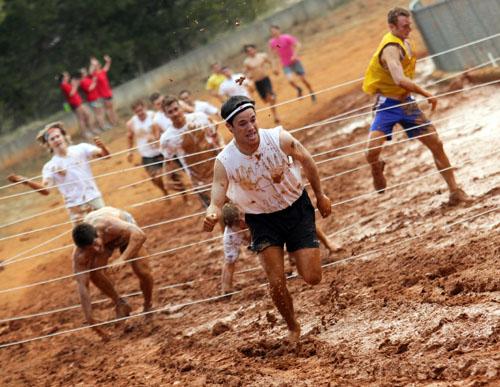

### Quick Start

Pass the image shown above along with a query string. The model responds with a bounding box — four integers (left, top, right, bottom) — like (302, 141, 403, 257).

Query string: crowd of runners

(5, 11, 474, 344)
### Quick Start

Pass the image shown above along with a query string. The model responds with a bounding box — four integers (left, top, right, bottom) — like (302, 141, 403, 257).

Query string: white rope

(1, 32, 498, 195)
(0, 118, 484, 267)
(0, 205, 495, 349)
(0, 148, 496, 294)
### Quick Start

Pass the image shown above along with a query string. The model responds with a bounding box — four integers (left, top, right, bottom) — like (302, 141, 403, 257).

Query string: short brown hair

(149, 92, 161, 103)
(387, 7, 410, 25)
(131, 99, 145, 110)
(162, 95, 178, 109)
(222, 203, 240, 227)
(36, 121, 71, 152)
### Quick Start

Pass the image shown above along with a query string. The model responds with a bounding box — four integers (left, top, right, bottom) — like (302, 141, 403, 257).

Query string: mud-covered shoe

(449, 188, 473, 206)
(371, 160, 387, 194)
(115, 299, 132, 318)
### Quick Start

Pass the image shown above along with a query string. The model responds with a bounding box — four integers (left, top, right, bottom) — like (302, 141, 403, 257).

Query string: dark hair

(220, 95, 255, 125)
(222, 203, 240, 227)
(131, 99, 145, 110)
(72, 223, 97, 248)
(387, 7, 410, 25)
(243, 44, 256, 53)
(178, 89, 190, 97)
(71, 71, 81, 80)
(149, 92, 161, 103)
(270, 25, 280, 30)
(162, 95, 179, 109)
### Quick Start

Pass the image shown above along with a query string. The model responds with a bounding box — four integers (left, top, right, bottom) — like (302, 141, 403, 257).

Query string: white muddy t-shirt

(159, 112, 212, 172)
(130, 111, 162, 158)
(216, 126, 304, 214)
(153, 111, 172, 134)
(219, 74, 250, 99)
(42, 143, 102, 208)
(193, 100, 218, 116)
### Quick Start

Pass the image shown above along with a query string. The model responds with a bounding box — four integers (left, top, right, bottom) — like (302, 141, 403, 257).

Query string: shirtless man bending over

(72, 207, 153, 338)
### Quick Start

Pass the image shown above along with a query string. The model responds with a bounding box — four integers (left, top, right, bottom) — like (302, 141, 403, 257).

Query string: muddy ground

(0, 0, 499, 385)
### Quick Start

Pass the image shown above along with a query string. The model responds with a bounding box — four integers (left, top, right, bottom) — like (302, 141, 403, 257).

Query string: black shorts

(245, 190, 319, 253)
(142, 154, 164, 176)
(255, 77, 274, 101)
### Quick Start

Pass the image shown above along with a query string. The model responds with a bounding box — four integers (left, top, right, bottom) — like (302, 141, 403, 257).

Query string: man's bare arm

(382, 45, 437, 110)
(7, 174, 51, 195)
(110, 220, 147, 263)
(203, 160, 228, 231)
(280, 130, 331, 218)
(92, 137, 111, 159)
(103, 55, 112, 72)
(126, 120, 135, 162)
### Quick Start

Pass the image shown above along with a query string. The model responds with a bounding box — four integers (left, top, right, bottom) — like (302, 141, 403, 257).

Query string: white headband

(224, 103, 254, 122)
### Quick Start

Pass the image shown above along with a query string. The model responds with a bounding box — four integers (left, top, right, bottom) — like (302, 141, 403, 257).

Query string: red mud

(0, 0, 499, 385)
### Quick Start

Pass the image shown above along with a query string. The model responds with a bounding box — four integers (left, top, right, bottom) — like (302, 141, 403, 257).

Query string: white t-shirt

(223, 225, 245, 263)
(219, 74, 250, 99)
(153, 111, 172, 134)
(42, 143, 102, 208)
(130, 111, 161, 158)
(159, 112, 212, 172)
(194, 100, 218, 116)
(216, 126, 304, 214)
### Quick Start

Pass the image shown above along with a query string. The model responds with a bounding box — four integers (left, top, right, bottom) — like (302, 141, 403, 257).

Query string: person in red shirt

(90, 55, 118, 126)
(79, 67, 106, 130)
(59, 71, 95, 139)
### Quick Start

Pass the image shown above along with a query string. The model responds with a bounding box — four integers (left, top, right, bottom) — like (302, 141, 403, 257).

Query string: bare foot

(449, 188, 473, 206)
(143, 304, 153, 320)
(115, 299, 132, 319)
(286, 323, 301, 343)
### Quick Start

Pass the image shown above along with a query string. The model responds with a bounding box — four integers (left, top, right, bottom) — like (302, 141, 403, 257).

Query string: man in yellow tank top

(362, 7, 471, 205)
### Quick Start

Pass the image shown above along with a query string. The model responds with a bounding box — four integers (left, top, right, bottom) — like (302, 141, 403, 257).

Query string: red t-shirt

(79, 76, 100, 102)
(93, 69, 113, 98)
(60, 81, 82, 108)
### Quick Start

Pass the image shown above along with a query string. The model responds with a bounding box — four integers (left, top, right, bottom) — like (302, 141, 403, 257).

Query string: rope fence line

(0, 115, 465, 246)
(0, 205, 495, 349)
(0, 119, 488, 267)
(0, 204, 405, 323)
(0, 148, 497, 294)
(0, 32, 498, 194)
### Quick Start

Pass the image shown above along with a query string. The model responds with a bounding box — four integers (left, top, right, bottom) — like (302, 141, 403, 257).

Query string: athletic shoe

(311, 93, 317, 102)
(449, 188, 473, 206)
(296, 87, 303, 97)
(371, 160, 386, 194)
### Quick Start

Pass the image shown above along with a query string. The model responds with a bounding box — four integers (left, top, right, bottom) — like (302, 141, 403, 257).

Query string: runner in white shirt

(203, 96, 333, 343)
(179, 89, 225, 149)
(126, 99, 168, 196)
(218, 67, 251, 99)
(7, 122, 110, 224)
(159, 96, 220, 207)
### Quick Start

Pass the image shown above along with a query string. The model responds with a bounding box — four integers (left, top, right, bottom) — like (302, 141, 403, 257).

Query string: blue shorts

(283, 60, 305, 76)
(370, 96, 431, 140)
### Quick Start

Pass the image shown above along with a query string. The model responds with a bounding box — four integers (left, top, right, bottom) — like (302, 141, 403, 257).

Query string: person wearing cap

(203, 95, 332, 342)
(7, 122, 110, 224)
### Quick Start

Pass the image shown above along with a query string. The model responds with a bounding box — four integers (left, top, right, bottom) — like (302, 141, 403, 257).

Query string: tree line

(0, 0, 273, 134)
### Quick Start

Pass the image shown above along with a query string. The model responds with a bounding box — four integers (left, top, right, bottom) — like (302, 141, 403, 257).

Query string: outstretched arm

(382, 45, 437, 110)
(103, 55, 112, 72)
(279, 130, 331, 218)
(126, 119, 135, 163)
(203, 160, 228, 231)
(92, 137, 110, 159)
(7, 174, 51, 195)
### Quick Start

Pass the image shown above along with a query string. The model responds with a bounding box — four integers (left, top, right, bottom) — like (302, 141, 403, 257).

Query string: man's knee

(302, 270, 322, 285)
(366, 148, 380, 164)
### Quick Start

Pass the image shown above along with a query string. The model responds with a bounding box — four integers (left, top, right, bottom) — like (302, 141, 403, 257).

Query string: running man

(243, 44, 280, 124)
(90, 55, 118, 126)
(219, 66, 251, 100)
(59, 71, 95, 139)
(7, 122, 110, 224)
(79, 67, 106, 130)
(72, 206, 153, 339)
(203, 96, 332, 342)
(362, 7, 472, 205)
(160, 96, 220, 207)
(179, 89, 219, 118)
(126, 99, 168, 195)
(268, 25, 315, 101)
(206, 62, 227, 103)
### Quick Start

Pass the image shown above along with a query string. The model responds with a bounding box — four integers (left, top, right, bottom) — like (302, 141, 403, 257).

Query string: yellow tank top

(362, 32, 416, 98)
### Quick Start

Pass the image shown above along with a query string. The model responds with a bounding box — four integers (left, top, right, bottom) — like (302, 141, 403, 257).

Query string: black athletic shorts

(255, 76, 274, 101)
(142, 154, 164, 176)
(245, 190, 319, 253)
